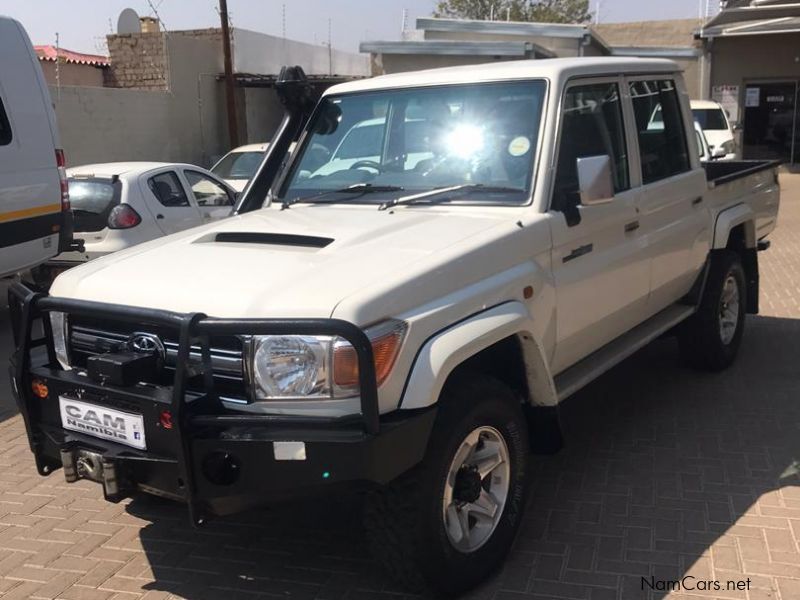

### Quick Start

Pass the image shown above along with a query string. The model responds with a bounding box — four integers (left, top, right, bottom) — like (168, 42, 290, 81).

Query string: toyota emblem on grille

(127, 333, 165, 361)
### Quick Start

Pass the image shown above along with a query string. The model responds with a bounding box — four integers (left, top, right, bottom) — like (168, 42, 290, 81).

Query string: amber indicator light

(31, 379, 49, 399)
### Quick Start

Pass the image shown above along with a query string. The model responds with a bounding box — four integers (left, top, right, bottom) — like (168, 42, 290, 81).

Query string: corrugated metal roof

(359, 39, 556, 58)
(610, 46, 701, 58)
(34, 45, 109, 67)
(701, 2, 800, 30)
(413, 17, 612, 54)
(700, 14, 800, 37)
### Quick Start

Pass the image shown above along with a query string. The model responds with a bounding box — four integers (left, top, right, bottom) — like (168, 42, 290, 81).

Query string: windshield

(279, 80, 547, 206)
(68, 178, 122, 232)
(212, 151, 265, 180)
(692, 108, 728, 130)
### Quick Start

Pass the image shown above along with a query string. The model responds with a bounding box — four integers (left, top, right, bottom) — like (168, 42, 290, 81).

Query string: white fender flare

(399, 302, 557, 410)
(713, 203, 756, 249)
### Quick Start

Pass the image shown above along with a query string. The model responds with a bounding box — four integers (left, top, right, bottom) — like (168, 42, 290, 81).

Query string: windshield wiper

(377, 184, 525, 211)
(281, 183, 404, 209)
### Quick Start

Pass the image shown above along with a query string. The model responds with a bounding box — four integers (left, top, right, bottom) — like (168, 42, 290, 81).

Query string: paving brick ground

(1, 174, 800, 599)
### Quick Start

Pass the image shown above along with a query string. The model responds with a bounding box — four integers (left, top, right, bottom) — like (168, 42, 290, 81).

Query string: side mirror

(712, 146, 727, 159)
(577, 155, 614, 205)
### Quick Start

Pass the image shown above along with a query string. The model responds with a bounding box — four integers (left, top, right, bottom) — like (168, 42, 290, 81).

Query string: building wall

(52, 33, 226, 168)
(232, 28, 370, 77)
(710, 33, 800, 88)
(594, 19, 703, 47)
(708, 33, 800, 129)
(39, 61, 106, 87)
(105, 32, 169, 90)
(243, 88, 284, 144)
(675, 56, 703, 99)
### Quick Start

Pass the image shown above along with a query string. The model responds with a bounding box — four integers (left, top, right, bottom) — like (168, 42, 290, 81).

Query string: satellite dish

(117, 8, 141, 34)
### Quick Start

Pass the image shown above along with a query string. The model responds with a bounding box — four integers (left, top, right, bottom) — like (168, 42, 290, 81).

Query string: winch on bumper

(7, 282, 435, 525)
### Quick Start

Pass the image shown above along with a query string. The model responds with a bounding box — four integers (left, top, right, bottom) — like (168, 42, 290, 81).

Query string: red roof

(34, 45, 109, 67)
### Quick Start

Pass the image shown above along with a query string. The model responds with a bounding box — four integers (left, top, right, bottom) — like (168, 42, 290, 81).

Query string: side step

(554, 304, 696, 402)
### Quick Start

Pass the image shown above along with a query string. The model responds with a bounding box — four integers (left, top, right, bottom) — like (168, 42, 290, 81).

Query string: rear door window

(68, 178, 122, 232)
(148, 171, 190, 207)
(0, 96, 11, 145)
(629, 79, 691, 184)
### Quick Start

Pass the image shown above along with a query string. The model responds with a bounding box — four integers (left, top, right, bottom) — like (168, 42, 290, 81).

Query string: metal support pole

(219, 0, 239, 148)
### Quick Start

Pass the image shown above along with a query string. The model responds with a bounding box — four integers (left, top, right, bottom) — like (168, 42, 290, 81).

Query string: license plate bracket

(59, 396, 147, 450)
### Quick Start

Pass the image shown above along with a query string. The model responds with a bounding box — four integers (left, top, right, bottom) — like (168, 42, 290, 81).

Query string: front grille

(67, 320, 248, 402)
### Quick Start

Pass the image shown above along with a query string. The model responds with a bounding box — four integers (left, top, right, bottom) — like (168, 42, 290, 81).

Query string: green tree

(433, 0, 592, 24)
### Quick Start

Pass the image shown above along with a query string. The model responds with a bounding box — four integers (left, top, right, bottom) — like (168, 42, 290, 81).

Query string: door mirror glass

(577, 155, 614, 205)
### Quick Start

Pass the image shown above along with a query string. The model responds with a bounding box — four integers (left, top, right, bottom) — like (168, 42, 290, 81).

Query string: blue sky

(1, 0, 713, 55)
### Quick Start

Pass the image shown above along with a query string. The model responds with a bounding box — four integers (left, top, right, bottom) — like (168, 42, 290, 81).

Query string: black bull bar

(6, 281, 405, 525)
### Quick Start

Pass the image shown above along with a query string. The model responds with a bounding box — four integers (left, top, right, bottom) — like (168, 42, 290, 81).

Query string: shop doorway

(743, 82, 799, 163)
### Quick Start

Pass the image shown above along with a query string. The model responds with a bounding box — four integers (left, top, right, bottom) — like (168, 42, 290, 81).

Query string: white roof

(67, 162, 199, 178)
(325, 57, 679, 96)
(690, 99, 724, 110)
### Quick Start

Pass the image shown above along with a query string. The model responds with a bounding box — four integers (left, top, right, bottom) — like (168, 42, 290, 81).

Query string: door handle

(156, 214, 164, 219)
(624, 220, 640, 233)
(692, 197, 703, 206)
(563, 243, 593, 263)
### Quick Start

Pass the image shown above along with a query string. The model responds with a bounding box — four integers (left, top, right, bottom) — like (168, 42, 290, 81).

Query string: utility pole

(219, 0, 239, 148)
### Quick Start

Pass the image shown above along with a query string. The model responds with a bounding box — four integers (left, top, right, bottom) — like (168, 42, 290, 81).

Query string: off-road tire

(678, 250, 747, 371)
(364, 375, 529, 595)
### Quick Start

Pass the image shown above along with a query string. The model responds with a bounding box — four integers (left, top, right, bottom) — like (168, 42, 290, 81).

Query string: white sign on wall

(712, 85, 740, 123)
(746, 87, 761, 108)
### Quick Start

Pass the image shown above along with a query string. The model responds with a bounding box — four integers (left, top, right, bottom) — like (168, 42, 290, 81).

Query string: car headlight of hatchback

(721, 139, 736, 154)
(249, 319, 406, 400)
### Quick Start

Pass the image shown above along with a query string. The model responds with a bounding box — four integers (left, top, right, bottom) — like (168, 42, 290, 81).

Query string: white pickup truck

(8, 58, 779, 594)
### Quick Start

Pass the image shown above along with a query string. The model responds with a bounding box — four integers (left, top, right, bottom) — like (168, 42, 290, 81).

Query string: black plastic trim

(213, 232, 333, 247)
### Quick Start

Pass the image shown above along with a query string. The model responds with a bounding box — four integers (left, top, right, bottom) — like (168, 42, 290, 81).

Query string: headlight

(49, 311, 71, 370)
(253, 335, 331, 399)
(250, 320, 406, 400)
(721, 140, 735, 154)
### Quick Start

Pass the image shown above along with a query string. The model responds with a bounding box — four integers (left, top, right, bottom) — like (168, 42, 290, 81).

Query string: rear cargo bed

(703, 159, 781, 186)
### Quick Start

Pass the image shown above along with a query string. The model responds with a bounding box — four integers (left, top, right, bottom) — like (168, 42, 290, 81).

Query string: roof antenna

(55, 32, 61, 100)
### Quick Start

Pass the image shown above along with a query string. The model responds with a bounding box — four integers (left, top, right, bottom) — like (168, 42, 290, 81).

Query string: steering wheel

(349, 160, 383, 173)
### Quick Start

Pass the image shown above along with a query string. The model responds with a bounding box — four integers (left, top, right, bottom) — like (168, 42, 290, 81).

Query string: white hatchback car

(48, 162, 235, 270)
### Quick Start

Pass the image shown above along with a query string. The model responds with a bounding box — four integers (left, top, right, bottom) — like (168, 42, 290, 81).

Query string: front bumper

(7, 283, 435, 524)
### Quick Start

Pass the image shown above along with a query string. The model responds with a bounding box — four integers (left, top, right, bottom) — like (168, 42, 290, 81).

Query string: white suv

(691, 99, 736, 159)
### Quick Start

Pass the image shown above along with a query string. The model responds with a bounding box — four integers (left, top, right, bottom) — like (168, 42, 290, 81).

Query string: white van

(0, 16, 76, 279)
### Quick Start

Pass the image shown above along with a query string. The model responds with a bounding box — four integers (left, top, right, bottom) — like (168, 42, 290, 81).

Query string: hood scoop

(207, 232, 334, 248)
